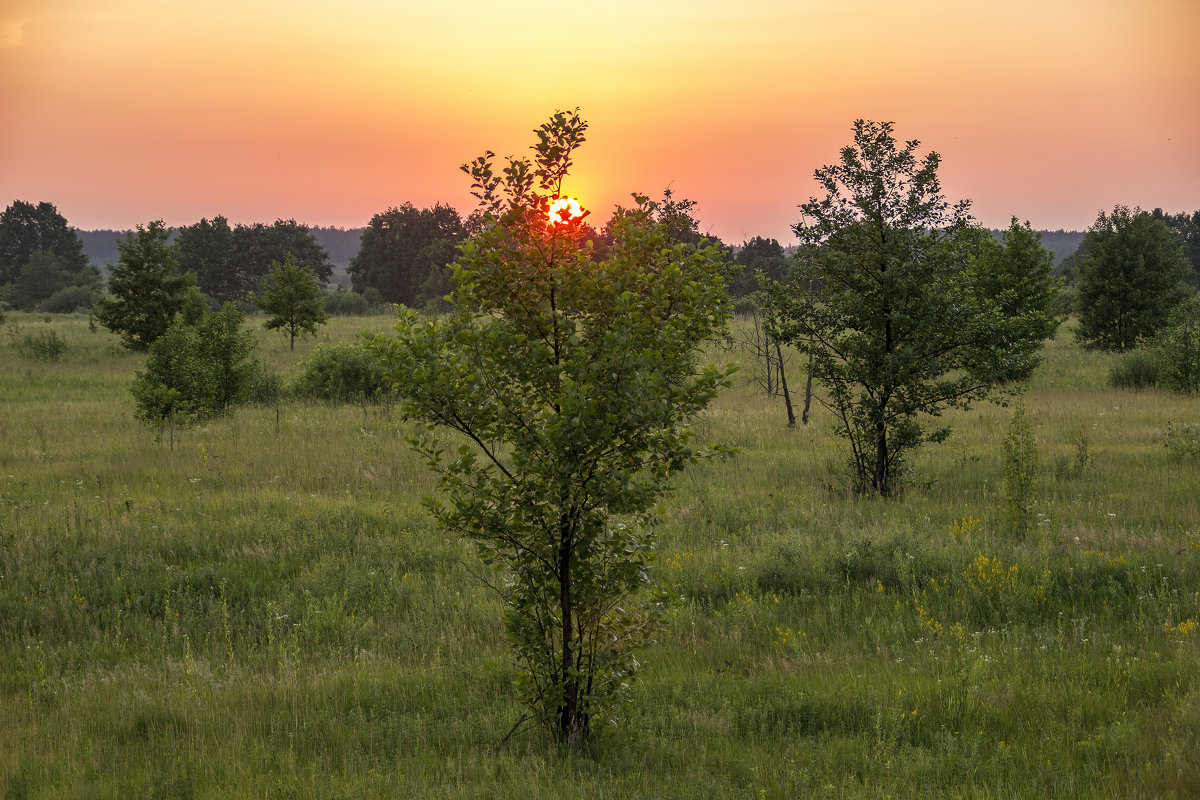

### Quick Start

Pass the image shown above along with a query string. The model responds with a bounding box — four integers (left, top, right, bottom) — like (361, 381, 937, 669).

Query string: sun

(547, 196, 584, 225)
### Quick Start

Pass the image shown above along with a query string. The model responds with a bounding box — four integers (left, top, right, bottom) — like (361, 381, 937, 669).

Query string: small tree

(766, 121, 1050, 496)
(1152, 294, 1200, 394)
(368, 109, 734, 746)
(1074, 206, 1189, 352)
(132, 303, 260, 439)
(95, 221, 192, 351)
(256, 253, 329, 350)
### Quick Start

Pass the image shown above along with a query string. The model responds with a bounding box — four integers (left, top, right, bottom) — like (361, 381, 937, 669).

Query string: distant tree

(348, 203, 467, 306)
(369, 110, 734, 746)
(95, 221, 192, 351)
(1075, 206, 1189, 351)
(0, 200, 89, 287)
(967, 218, 1061, 381)
(1151, 208, 1200, 287)
(730, 236, 790, 297)
(765, 120, 1050, 496)
(176, 216, 237, 301)
(12, 250, 69, 310)
(255, 253, 329, 349)
(232, 219, 332, 296)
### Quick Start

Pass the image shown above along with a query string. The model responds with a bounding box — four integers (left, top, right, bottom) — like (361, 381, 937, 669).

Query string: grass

(1, 311, 1198, 798)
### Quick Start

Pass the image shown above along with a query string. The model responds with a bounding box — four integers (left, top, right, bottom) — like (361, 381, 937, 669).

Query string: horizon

(3, 0, 1198, 244)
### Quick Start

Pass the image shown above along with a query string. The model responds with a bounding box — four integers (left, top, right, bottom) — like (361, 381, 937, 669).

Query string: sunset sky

(2, 0, 1198, 244)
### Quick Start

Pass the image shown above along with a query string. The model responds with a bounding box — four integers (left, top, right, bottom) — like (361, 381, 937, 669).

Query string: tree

(12, 250, 69, 310)
(256, 253, 329, 349)
(765, 120, 1049, 496)
(730, 236, 789, 298)
(1151, 208, 1200, 287)
(176, 216, 236, 301)
(1074, 206, 1189, 351)
(367, 109, 734, 746)
(232, 219, 333, 297)
(967, 218, 1061, 381)
(348, 203, 467, 306)
(1152, 294, 1200, 394)
(0, 200, 89, 287)
(131, 303, 260, 439)
(95, 221, 192, 351)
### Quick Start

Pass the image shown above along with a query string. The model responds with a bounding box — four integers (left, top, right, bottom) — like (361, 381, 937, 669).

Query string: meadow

(1, 311, 1197, 799)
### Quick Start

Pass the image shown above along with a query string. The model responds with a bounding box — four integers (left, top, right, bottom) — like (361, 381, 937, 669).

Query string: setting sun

(547, 196, 584, 225)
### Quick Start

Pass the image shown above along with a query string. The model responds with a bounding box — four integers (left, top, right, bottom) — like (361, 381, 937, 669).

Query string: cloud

(0, 19, 25, 49)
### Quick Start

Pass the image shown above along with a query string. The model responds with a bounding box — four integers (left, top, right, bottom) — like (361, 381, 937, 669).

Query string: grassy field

(1, 311, 1198, 798)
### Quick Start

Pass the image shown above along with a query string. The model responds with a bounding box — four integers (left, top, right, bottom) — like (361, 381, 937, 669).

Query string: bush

(14, 329, 66, 360)
(1152, 294, 1200, 394)
(290, 342, 389, 402)
(40, 286, 94, 313)
(1108, 349, 1158, 389)
(323, 288, 372, 316)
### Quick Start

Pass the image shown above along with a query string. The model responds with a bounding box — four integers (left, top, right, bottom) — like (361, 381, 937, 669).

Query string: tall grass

(1, 311, 1197, 798)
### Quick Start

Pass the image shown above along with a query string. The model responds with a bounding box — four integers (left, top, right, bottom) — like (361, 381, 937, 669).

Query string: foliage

(0, 200, 89, 287)
(1162, 421, 1200, 461)
(1074, 206, 1190, 351)
(369, 109, 734, 746)
(1107, 348, 1159, 390)
(255, 253, 330, 350)
(13, 329, 66, 360)
(131, 303, 260, 430)
(968, 218, 1061, 381)
(177, 216, 332, 302)
(1151, 207, 1200, 287)
(290, 342, 388, 402)
(1001, 398, 1038, 537)
(322, 287, 374, 316)
(348, 203, 468, 306)
(765, 120, 1050, 496)
(1150, 293, 1200, 394)
(94, 221, 193, 351)
(40, 285, 95, 314)
(729, 236, 789, 298)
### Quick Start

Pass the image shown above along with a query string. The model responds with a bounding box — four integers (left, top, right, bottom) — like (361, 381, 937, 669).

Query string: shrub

(40, 286, 94, 313)
(1108, 349, 1158, 389)
(1152, 294, 1200, 394)
(290, 342, 388, 402)
(1163, 422, 1200, 462)
(14, 329, 66, 360)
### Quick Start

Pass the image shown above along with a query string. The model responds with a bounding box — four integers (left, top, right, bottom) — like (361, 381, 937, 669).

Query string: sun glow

(547, 196, 584, 225)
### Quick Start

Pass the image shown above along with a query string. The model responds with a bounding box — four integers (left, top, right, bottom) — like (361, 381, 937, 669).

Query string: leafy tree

(765, 120, 1049, 496)
(348, 203, 467, 306)
(12, 250, 69, 310)
(0, 200, 89, 287)
(368, 109, 734, 746)
(1074, 206, 1189, 351)
(232, 219, 332, 297)
(176, 216, 236, 301)
(131, 303, 260, 434)
(255, 253, 329, 349)
(967, 218, 1061, 381)
(730, 236, 790, 298)
(1151, 208, 1200, 287)
(95, 221, 192, 351)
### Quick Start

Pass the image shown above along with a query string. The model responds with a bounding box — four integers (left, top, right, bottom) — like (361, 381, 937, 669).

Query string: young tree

(176, 216, 237, 301)
(367, 109, 734, 746)
(765, 120, 1049, 496)
(1152, 294, 1200, 394)
(1074, 206, 1190, 351)
(95, 221, 193, 351)
(132, 303, 260, 437)
(256, 253, 329, 349)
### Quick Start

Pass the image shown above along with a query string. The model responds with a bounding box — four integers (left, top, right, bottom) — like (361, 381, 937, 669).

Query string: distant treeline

(76, 225, 1087, 269)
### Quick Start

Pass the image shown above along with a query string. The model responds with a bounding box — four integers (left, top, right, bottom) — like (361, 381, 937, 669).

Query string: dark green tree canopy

(730, 235, 790, 297)
(255, 253, 329, 350)
(1150, 207, 1200, 287)
(176, 217, 331, 302)
(0, 200, 89, 287)
(1074, 205, 1190, 352)
(176, 216, 237, 301)
(95, 221, 193, 351)
(766, 120, 1052, 496)
(348, 203, 467, 306)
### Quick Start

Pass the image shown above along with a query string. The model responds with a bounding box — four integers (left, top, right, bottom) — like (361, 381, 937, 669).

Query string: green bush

(1152, 294, 1200, 394)
(40, 286, 94, 313)
(322, 288, 372, 316)
(291, 342, 389, 402)
(14, 329, 66, 360)
(1107, 348, 1158, 389)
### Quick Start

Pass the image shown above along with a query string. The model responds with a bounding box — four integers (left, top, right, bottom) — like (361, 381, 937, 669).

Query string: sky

(1, 0, 1198, 244)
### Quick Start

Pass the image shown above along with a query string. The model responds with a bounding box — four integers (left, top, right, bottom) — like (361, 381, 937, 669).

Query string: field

(2, 311, 1198, 798)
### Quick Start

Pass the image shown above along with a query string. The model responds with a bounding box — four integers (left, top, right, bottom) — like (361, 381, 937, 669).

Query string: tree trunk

(801, 346, 814, 426)
(774, 339, 795, 427)
(557, 517, 582, 746)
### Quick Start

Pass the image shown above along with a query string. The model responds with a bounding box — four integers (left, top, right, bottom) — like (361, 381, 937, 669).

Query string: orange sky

(2, 0, 1198, 243)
